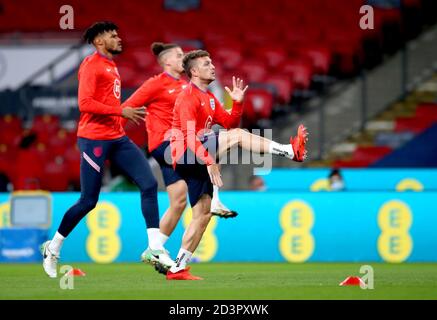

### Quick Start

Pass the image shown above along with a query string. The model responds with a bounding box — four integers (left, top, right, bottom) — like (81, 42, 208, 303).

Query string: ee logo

(279, 200, 315, 262)
(377, 200, 413, 263)
(86, 202, 121, 264)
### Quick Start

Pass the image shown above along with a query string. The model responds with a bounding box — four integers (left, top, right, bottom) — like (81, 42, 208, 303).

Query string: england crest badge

(209, 98, 215, 110)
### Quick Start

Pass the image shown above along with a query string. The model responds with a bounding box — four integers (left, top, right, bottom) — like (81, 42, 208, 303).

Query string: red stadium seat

(31, 114, 61, 144)
(239, 60, 268, 84)
(47, 129, 75, 157)
(116, 61, 140, 88)
(41, 157, 69, 191)
(124, 121, 147, 149)
(263, 75, 294, 104)
(13, 148, 44, 190)
(322, 28, 365, 75)
(0, 144, 17, 180)
(282, 58, 313, 90)
(243, 89, 274, 127)
(64, 144, 81, 188)
(332, 159, 373, 168)
(415, 103, 437, 120)
(253, 47, 288, 69)
(0, 115, 22, 147)
(299, 45, 332, 75)
(128, 48, 156, 69)
(395, 116, 436, 134)
(351, 146, 393, 163)
(209, 47, 243, 71)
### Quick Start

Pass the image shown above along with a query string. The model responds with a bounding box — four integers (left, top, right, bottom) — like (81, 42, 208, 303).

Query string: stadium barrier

(255, 168, 437, 191)
(1, 189, 436, 263)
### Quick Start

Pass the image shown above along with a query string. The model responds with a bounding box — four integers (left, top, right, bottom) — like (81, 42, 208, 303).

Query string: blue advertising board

(1, 189, 436, 263)
(255, 168, 437, 191)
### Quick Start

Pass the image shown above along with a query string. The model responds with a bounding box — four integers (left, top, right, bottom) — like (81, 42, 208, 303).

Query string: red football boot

(290, 124, 308, 162)
(166, 268, 203, 280)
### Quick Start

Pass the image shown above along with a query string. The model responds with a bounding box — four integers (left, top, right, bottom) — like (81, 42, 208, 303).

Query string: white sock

(170, 248, 192, 273)
(48, 231, 65, 256)
(159, 232, 169, 246)
(212, 185, 220, 204)
(268, 141, 294, 160)
(147, 228, 164, 250)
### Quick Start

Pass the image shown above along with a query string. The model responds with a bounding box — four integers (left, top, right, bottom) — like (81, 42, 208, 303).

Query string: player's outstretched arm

(121, 78, 158, 109)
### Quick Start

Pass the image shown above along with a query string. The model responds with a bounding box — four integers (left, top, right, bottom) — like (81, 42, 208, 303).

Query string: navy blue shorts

(175, 132, 219, 207)
(150, 141, 183, 187)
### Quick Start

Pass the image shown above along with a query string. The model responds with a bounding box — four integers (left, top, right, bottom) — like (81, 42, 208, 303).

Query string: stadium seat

(351, 146, 393, 163)
(127, 47, 156, 70)
(415, 103, 437, 120)
(124, 121, 147, 149)
(253, 47, 288, 69)
(209, 47, 243, 71)
(64, 144, 81, 188)
(116, 61, 142, 88)
(0, 115, 22, 146)
(263, 75, 294, 104)
(31, 114, 61, 144)
(47, 129, 75, 157)
(238, 60, 268, 84)
(13, 148, 44, 190)
(282, 58, 314, 90)
(243, 88, 274, 127)
(41, 157, 69, 191)
(299, 45, 332, 75)
(0, 144, 16, 181)
(395, 116, 436, 134)
(374, 131, 415, 149)
(332, 159, 374, 168)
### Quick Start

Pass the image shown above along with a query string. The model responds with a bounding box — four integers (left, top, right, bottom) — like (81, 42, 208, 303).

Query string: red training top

(77, 52, 124, 140)
(122, 72, 188, 152)
(170, 83, 243, 166)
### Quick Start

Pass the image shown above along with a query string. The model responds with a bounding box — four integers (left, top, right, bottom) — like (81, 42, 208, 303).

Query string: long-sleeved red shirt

(170, 83, 243, 166)
(121, 72, 188, 152)
(77, 52, 124, 140)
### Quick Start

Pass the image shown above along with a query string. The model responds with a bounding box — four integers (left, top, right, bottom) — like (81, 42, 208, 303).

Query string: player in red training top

(40, 22, 170, 278)
(122, 42, 237, 272)
(167, 50, 308, 280)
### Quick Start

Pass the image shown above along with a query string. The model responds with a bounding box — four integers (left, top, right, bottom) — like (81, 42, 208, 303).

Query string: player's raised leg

(217, 125, 309, 162)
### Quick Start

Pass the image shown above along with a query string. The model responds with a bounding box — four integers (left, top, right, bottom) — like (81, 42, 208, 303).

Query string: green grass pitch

(0, 263, 436, 300)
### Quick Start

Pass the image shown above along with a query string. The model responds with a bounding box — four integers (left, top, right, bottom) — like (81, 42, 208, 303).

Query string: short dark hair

(83, 21, 118, 44)
(150, 42, 179, 57)
(182, 50, 210, 78)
